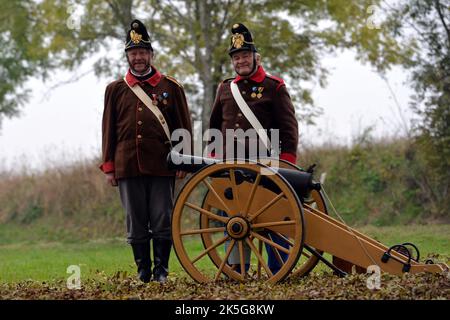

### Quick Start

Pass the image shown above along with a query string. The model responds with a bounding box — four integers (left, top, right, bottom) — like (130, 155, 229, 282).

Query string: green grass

(0, 239, 133, 282)
(358, 224, 450, 257)
(0, 237, 194, 283)
(0, 224, 448, 283)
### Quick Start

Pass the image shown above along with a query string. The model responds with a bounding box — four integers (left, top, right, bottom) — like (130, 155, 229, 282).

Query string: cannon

(168, 151, 448, 284)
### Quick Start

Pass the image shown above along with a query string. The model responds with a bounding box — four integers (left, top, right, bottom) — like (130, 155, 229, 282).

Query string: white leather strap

(230, 81, 270, 150)
(123, 77, 172, 143)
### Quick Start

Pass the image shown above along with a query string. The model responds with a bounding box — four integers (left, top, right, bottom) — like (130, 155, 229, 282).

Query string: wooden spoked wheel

(274, 160, 329, 278)
(200, 159, 328, 279)
(172, 161, 305, 284)
(291, 187, 328, 277)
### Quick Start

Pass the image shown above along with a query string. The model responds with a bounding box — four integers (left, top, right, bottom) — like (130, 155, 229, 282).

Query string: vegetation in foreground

(0, 224, 448, 300)
(0, 272, 448, 300)
(1, 136, 448, 299)
(1, 224, 448, 283)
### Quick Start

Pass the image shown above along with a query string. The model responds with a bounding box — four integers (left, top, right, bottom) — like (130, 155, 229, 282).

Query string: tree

(0, 0, 408, 131)
(376, 0, 449, 216)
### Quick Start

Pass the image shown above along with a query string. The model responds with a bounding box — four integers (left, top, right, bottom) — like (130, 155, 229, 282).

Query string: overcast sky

(0, 49, 414, 173)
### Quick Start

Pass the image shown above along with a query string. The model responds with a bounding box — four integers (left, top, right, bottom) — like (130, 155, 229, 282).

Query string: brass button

(161, 120, 166, 124)
(237, 113, 243, 117)
(138, 121, 143, 125)
(235, 123, 240, 128)
(138, 107, 143, 111)
(242, 91, 246, 95)
(137, 135, 142, 139)
(159, 115, 164, 120)
(244, 80, 248, 84)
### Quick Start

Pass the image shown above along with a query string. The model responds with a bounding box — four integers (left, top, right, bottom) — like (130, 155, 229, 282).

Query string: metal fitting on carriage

(381, 244, 413, 272)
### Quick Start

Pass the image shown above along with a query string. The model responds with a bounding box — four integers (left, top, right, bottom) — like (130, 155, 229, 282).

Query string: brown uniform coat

(100, 68, 192, 178)
(209, 66, 298, 163)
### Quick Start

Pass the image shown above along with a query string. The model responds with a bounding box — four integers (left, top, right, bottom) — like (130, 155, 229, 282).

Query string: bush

(300, 137, 449, 226)
(0, 137, 448, 240)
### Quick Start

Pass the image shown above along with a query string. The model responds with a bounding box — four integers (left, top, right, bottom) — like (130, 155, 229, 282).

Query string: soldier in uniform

(209, 23, 299, 274)
(100, 19, 192, 283)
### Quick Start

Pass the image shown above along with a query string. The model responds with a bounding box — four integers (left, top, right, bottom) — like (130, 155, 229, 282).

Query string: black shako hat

(125, 19, 153, 51)
(228, 23, 257, 56)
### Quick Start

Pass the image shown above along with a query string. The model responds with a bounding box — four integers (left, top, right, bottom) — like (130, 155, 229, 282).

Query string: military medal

(257, 87, 264, 99)
(152, 94, 158, 105)
(162, 92, 169, 105)
(251, 86, 258, 98)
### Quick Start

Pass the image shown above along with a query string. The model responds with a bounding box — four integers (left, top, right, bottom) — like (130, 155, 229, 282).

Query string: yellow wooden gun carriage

(168, 151, 448, 284)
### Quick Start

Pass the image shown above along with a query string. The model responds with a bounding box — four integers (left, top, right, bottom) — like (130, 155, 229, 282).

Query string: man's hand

(176, 170, 187, 179)
(106, 172, 118, 186)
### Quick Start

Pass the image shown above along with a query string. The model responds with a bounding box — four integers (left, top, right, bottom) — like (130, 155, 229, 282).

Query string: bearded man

(100, 19, 192, 283)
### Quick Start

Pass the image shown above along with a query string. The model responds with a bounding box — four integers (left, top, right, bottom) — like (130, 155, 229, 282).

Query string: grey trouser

(118, 176, 175, 244)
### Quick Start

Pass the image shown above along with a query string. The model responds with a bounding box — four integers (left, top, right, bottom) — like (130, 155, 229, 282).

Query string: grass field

(1, 224, 449, 283)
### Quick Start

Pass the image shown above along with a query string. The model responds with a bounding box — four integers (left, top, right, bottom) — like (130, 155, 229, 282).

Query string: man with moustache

(100, 19, 192, 283)
(209, 23, 299, 275)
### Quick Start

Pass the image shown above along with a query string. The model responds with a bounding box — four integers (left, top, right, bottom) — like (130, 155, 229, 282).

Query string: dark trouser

(264, 232, 289, 274)
(118, 176, 174, 278)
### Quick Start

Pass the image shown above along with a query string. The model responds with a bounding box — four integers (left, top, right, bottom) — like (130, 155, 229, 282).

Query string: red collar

(125, 66, 162, 87)
(234, 66, 266, 83)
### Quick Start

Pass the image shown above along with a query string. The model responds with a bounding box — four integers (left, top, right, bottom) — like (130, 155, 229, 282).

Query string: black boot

(131, 242, 152, 283)
(153, 238, 172, 283)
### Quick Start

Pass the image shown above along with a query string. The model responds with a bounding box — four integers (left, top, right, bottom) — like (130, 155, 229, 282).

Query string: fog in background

(0, 49, 414, 173)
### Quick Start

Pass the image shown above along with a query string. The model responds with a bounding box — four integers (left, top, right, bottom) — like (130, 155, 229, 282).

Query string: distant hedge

(0, 137, 448, 241)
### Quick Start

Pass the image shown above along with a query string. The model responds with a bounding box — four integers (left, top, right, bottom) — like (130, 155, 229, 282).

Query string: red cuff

(99, 161, 115, 173)
(280, 153, 296, 164)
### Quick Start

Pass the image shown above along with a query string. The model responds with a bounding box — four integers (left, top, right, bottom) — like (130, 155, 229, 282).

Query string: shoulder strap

(123, 77, 172, 144)
(230, 81, 270, 150)
(266, 73, 285, 91)
(165, 75, 183, 88)
(222, 77, 234, 83)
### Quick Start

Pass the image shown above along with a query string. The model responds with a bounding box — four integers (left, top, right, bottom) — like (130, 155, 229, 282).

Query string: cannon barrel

(167, 151, 320, 199)
(167, 150, 219, 172)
